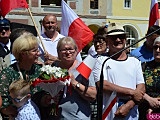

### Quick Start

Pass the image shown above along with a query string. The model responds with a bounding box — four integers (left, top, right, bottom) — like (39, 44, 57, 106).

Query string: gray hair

(153, 36, 160, 46)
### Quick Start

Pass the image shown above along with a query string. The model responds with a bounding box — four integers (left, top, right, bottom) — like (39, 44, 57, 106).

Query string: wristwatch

(76, 82, 80, 89)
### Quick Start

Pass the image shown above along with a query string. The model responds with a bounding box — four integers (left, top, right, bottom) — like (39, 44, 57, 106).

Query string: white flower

(40, 65, 68, 79)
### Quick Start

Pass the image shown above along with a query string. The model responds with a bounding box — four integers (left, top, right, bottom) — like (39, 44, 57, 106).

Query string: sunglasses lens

(14, 98, 20, 102)
(153, 45, 160, 50)
(8, 96, 21, 102)
(110, 35, 126, 40)
(0, 27, 9, 32)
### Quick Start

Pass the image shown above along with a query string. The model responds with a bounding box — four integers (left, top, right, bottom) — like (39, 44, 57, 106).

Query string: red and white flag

(149, 0, 160, 27)
(0, 0, 28, 17)
(76, 55, 96, 80)
(102, 92, 117, 120)
(61, 0, 94, 52)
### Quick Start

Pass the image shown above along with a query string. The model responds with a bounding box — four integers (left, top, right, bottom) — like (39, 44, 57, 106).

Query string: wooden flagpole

(27, 8, 47, 54)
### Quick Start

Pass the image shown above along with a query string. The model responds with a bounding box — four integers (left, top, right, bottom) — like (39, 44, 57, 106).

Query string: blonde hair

(57, 37, 78, 52)
(9, 79, 31, 97)
(12, 34, 39, 61)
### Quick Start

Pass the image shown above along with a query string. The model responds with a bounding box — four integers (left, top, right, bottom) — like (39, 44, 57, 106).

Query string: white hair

(153, 36, 160, 46)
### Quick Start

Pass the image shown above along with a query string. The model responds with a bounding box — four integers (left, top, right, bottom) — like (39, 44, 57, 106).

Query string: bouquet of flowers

(32, 65, 71, 115)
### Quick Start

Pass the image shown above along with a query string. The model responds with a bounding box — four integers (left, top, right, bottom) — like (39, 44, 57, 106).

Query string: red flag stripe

(76, 62, 92, 79)
(76, 55, 96, 80)
(102, 97, 117, 120)
(0, 0, 28, 17)
(68, 18, 93, 52)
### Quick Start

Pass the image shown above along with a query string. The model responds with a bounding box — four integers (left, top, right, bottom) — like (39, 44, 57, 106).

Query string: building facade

(5, 0, 153, 51)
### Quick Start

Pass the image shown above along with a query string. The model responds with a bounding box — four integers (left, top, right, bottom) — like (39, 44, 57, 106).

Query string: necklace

(16, 63, 29, 81)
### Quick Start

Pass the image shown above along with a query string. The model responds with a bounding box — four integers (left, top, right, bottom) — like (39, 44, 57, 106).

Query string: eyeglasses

(30, 48, 39, 53)
(153, 45, 160, 50)
(0, 27, 10, 32)
(8, 95, 28, 103)
(94, 39, 106, 45)
(109, 34, 126, 40)
(60, 48, 75, 53)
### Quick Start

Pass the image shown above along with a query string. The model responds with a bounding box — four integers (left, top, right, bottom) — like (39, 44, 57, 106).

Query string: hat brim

(0, 25, 10, 28)
(108, 32, 126, 36)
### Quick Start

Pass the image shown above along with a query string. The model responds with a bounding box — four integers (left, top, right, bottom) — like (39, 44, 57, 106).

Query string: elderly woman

(88, 26, 108, 57)
(0, 33, 42, 119)
(93, 34, 108, 56)
(52, 37, 97, 119)
(139, 36, 160, 119)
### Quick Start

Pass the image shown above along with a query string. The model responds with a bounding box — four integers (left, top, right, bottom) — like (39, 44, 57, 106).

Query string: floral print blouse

(0, 62, 42, 108)
(143, 60, 160, 97)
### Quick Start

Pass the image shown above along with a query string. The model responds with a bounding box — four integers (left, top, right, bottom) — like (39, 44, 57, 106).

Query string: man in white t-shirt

(93, 23, 145, 120)
(39, 14, 82, 64)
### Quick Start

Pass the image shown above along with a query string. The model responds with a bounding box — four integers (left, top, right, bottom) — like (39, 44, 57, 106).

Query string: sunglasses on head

(0, 27, 10, 32)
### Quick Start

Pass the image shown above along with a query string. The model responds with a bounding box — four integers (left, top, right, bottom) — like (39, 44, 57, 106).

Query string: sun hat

(107, 23, 126, 36)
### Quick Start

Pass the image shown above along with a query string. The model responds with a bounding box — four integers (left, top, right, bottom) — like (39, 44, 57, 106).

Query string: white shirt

(39, 32, 82, 62)
(0, 41, 16, 64)
(88, 45, 97, 57)
(93, 56, 144, 120)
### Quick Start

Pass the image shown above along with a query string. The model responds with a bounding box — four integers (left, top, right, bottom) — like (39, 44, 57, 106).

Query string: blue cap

(0, 18, 10, 28)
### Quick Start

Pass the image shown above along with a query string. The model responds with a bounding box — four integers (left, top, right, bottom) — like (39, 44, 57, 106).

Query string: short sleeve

(92, 56, 107, 82)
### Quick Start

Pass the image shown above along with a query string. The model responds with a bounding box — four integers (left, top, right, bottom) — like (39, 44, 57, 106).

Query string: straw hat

(107, 23, 126, 35)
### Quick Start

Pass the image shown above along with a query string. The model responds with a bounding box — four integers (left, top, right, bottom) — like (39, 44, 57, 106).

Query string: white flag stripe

(83, 55, 96, 68)
(151, 0, 158, 8)
(61, 0, 79, 36)
(149, 0, 160, 27)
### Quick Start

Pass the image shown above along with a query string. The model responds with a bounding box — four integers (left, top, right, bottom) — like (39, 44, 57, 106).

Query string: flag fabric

(61, 0, 94, 52)
(0, 0, 28, 17)
(102, 92, 117, 120)
(149, 0, 160, 27)
(76, 55, 96, 80)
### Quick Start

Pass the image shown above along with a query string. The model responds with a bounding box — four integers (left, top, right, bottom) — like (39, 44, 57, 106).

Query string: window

(124, 25, 138, 52)
(124, 0, 131, 8)
(41, 0, 67, 6)
(90, 0, 98, 9)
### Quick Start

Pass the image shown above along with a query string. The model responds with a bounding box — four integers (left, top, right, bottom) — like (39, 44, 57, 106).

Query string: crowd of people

(0, 14, 160, 120)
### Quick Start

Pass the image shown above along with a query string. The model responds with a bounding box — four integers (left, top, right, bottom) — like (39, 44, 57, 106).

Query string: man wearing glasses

(93, 23, 145, 120)
(130, 25, 160, 63)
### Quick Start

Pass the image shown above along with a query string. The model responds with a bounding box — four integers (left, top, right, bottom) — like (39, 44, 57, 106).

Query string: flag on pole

(0, 0, 28, 17)
(149, 0, 160, 27)
(76, 55, 96, 80)
(102, 92, 117, 120)
(61, 0, 94, 52)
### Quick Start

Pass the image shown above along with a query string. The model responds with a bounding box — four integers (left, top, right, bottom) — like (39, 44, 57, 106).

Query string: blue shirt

(130, 43, 154, 63)
(58, 62, 96, 120)
(15, 99, 41, 120)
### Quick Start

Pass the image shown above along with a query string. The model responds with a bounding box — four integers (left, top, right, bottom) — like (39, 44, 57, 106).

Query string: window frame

(90, 0, 98, 9)
(124, 0, 132, 9)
